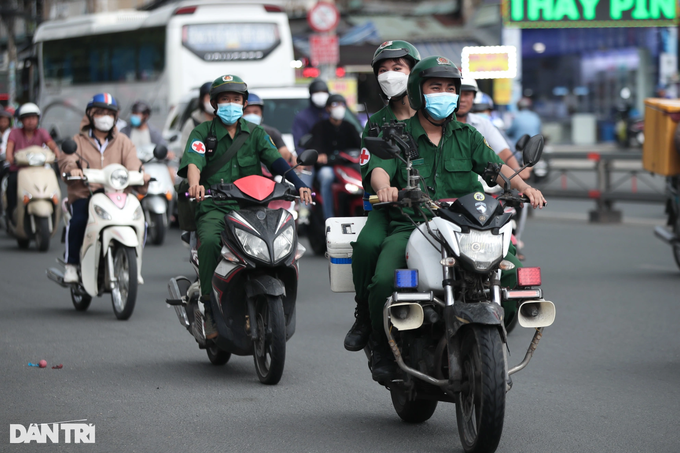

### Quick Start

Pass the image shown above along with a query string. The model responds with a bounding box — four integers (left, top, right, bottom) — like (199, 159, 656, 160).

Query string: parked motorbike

(307, 149, 364, 255)
(46, 139, 162, 320)
(346, 123, 555, 452)
(654, 175, 680, 269)
(165, 150, 317, 385)
(136, 144, 173, 245)
(1, 146, 61, 251)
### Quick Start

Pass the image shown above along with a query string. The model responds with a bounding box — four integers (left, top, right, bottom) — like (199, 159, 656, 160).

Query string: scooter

(307, 149, 364, 255)
(46, 139, 165, 320)
(1, 146, 61, 251)
(165, 150, 317, 385)
(136, 144, 174, 245)
(329, 123, 555, 453)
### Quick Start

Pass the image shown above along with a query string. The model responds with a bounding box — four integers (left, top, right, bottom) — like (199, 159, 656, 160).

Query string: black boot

(369, 333, 397, 382)
(344, 298, 371, 351)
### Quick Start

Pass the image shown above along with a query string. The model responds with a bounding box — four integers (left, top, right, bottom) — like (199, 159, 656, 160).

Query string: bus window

(182, 23, 281, 62)
(42, 27, 165, 86)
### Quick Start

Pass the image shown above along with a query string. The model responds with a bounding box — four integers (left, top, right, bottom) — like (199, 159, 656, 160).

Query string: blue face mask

(130, 114, 142, 127)
(424, 92, 460, 120)
(242, 113, 262, 125)
(217, 103, 243, 125)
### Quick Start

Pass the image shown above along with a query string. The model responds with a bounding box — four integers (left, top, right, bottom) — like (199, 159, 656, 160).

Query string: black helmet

(199, 82, 212, 99)
(325, 94, 346, 108)
(308, 79, 329, 95)
(131, 101, 151, 116)
(371, 40, 421, 76)
(407, 56, 462, 111)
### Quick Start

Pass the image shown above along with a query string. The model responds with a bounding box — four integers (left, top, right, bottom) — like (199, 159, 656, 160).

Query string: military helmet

(371, 40, 421, 76)
(210, 75, 248, 103)
(407, 56, 462, 111)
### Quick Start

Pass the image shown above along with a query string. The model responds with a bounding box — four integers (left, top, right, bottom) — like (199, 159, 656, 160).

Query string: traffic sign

(310, 34, 340, 66)
(307, 2, 340, 33)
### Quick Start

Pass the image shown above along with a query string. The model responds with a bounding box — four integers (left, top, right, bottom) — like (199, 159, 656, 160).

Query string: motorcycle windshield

(234, 175, 276, 201)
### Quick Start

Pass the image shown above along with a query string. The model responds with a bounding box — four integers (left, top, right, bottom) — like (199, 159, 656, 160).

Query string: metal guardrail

(534, 151, 666, 223)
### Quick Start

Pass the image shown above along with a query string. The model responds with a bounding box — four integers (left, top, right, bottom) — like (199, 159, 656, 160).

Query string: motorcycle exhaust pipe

(517, 300, 556, 328)
(388, 303, 424, 331)
(46, 267, 70, 288)
(167, 277, 190, 328)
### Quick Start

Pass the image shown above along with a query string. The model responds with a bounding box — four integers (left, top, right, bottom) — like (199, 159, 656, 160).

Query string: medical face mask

(217, 103, 243, 125)
(243, 113, 262, 125)
(311, 92, 329, 108)
(424, 92, 460, 120)
(94, 115, 115, 132)
(130, 114, 142, 127)
(204, 101, 214, 113)
(330, 106, 346, 121)
(377, 71, 408, 99)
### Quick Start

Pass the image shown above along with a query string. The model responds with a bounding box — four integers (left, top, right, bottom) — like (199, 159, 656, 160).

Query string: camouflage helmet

(407, 56, 462, 112)
(210, 75, 248, 103)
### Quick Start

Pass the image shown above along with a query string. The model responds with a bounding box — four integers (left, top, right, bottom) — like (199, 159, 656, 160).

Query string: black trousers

(66, 198, 89, 265)
(6, 171, 17, 219)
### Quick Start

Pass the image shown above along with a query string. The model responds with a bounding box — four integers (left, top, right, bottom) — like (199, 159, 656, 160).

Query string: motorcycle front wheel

(35, 216, 51, 252)
(307, 206, 326, 256)
(455, 325, 506, 453)
(110, 245, 138, 320)
(253, 295, 286, 385)
(390, 387, 438, 423)
(148, 212, 166, 245)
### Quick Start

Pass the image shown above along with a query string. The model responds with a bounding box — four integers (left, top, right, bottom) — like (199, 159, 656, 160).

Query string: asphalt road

(1, 200, 679, 452)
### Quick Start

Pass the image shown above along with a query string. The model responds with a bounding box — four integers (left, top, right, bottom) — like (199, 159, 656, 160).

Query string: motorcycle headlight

(344, 183, 362, 195)
(132, 205, 144, 220)
(273, 226, 294, 262)
(94, 205, 112, 220)
(110, 168, 129, 189)
(27, 152, 47, 167)
(456, 230, 503, 272)
(235, 228, 270, 262)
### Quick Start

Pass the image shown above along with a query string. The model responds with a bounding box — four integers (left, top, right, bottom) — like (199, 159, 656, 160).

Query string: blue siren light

(394, 269, 418, 289)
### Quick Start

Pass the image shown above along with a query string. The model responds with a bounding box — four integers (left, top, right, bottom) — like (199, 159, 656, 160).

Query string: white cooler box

(325, 217, 368, 293)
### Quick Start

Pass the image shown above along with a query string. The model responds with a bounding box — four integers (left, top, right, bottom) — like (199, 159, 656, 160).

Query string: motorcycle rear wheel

(307, 207, 326, 256)
(390, 388, 438, 423)
(148, 212, 166, 246)
(111, 245, 138, 320)
(71, 286, 92, 311)
(253, 295, 286, 385)
(455, 325, 505, 453)
(206, 343, 231, 366)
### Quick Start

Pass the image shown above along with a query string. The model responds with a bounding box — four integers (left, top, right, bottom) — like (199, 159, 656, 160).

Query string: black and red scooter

(166, 150, 317, 385)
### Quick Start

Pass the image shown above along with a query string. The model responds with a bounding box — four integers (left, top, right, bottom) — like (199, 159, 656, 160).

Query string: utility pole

(1, 0, 19, 107)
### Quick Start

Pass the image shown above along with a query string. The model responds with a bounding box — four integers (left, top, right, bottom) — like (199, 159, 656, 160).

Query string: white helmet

(460, 77, 478, 93)
(19, 102, 41, 118)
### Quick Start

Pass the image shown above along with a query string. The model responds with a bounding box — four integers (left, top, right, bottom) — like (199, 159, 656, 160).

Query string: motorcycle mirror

(297, 149, 318, 166)
(363, 136, 400, 160)
(153, 144, 168, 160)
(61, 139, 78, 155)
(515, 134, 530, 152)
(522, 134, 545, 167)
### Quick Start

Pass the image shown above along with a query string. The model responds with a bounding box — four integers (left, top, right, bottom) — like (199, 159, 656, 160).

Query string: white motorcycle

(136, 144, 174, 245)
(46, 139, 164, 320)
(1, 146, 61, 251)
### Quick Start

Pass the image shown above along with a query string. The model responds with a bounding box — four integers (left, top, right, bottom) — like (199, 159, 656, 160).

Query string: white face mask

(93, 115, 115, 132)
(311, 92, 329, 108)
(377, 71, 409, 99)
(203, 101, 214, 113)
(330, 106, 346, 121)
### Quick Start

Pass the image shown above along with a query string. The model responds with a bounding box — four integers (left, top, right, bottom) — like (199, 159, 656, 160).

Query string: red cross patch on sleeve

(359, 147, 371, 166)
(190, 140, 206, 155)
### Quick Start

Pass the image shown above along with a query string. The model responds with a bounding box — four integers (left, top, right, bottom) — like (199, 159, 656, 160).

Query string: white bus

(33, 1, 295, 139)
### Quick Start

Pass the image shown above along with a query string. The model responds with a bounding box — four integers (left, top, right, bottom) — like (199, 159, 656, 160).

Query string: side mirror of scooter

(363, 136, 400, 160)
(153, 144, 168, 161)
(297, 149, 318, 166)
(515, 134, 530, 152)
(522, 134, 544, 167)
(61, 139, 78, 155)
(298, 133, 313, 149)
